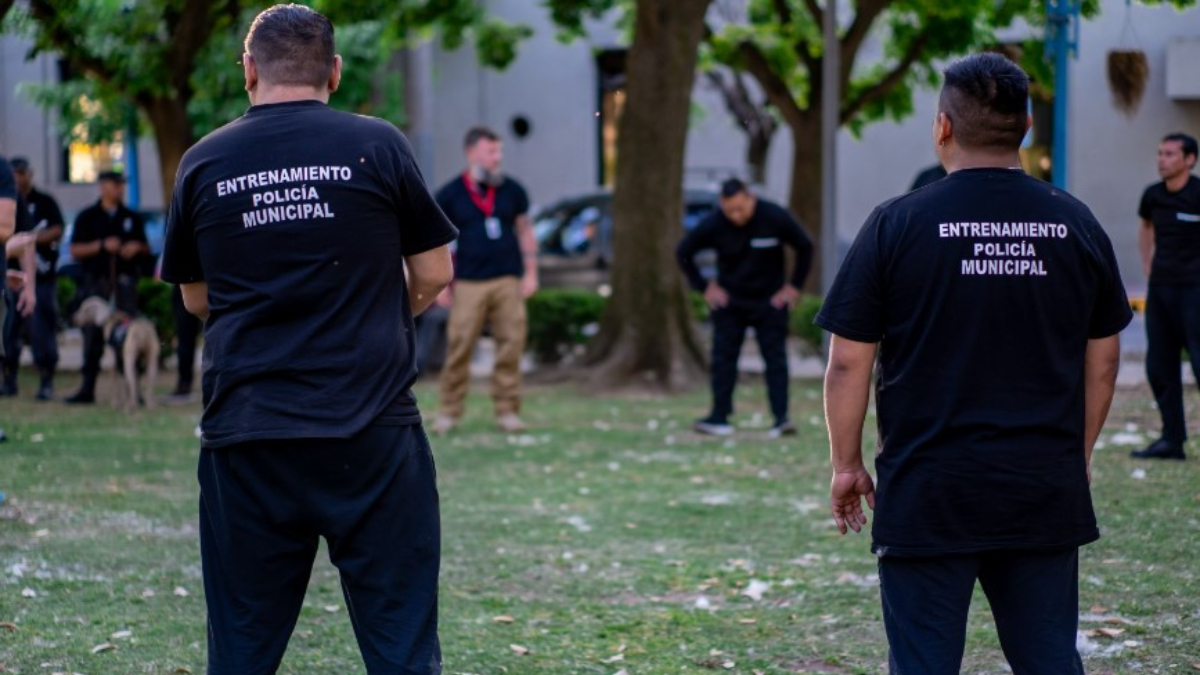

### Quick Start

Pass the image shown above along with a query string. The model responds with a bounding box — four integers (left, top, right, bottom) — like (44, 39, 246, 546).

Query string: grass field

(1, 370, 1197, 674)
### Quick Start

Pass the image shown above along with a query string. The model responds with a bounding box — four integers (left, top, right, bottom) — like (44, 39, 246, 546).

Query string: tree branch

(27, 0, 121, 86)
(802, 0, 822, 26)
(0, 0, 15, 24)
(839, 0, 889, 89)
(840, 29, 930, 125)
(737, 40, 806, 129)
(166, 0, 233, 91)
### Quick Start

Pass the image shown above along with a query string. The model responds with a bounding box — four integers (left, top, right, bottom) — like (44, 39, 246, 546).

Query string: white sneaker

(431, 415, 458, 435)
(496, 413, 527, 433)
(767, 420, 798, 439)
(693, 418, 734, 437)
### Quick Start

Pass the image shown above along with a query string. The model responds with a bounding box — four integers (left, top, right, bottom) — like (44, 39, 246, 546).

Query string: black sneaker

(693, 417, 734, 437)
(35, 382, 54, 401)
(1130, 438, 1186, 460)
(768, 420, 798, 438)
(64, 390, 96, 405)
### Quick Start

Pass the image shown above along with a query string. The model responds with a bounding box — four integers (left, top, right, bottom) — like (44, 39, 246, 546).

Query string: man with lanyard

(65, 171, 148, 404)
(1132, 132, 1200, 461)
(433, 127, 537, 434)
(2, 158, 65, 400)
(818, 53, 1131, 673)
(676, 178, 812, 438)
(162, 5, 456, 672)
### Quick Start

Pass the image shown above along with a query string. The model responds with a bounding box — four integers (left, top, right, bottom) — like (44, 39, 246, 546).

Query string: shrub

(526, 288, 608, 363)
(790, 294, 824, 355)
(137, 278, 177, 359)
(56, 276, 77, 323)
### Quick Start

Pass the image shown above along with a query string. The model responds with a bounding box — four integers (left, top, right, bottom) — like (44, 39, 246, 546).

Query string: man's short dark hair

(9, 157, 29, 172)
(1163, 132, 1199, 160)
(720, 178, 749, 199)
(463, 126, 500, 149)
(98, 170, 126, 184)
(245, 4, 335, 89)
(939, 53, 1029, 151)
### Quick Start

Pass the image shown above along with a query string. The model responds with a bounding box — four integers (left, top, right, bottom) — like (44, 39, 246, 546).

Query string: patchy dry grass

(1, 370, 1197, 674)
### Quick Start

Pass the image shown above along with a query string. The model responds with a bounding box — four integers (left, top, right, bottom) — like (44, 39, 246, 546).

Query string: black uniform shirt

(435, 176, 528, 280)
(677, 199, 813, 299)
(162, 100, 458, 449)
(19, 187, 66, 280)
(816, 168, 1133, 557)
(71, 201, 147, 280)
(1138, 174, 1200, 286)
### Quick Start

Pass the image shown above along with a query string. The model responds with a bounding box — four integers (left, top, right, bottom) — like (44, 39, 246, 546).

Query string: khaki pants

(438, 277, 526, 419)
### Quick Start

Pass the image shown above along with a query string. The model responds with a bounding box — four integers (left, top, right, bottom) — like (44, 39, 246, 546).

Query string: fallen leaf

(174, 668, 193, 674)
(1191, 663, 1200, 671)
(492, 615, 515, 624)
(722, 660, 735, 670)
(614, 670, 629, 675)
(694, 596, 711, 609)
(110, 630, 133, 639)
(738, 618, 757, 625)
(1123, 640, 1141, 647)
(0, 621, 17, 632)
(709, 649, 726, 656)
(33, 529, 49, 538)
(142, 589, 156, 598)
(1103, 617, 1128, 625)
(20, 588, 35, 598)
(91, 642, 116, 654)
(509, 644, 530, 656)
(1097, 627, 1125, 638)
(323, 605, 339, 613)
(741, 579, 771, 601)
(1089, 605, 1108, 613)
(173, 586, 189, 597)
(30, 434, 44, 443)
(600, 653, 625, 663)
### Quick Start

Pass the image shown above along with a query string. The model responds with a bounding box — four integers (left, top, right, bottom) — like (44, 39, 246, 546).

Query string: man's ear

(243, 53, 258, 94)
(328, 55, 343, 94)
(935, 112, 953, 147)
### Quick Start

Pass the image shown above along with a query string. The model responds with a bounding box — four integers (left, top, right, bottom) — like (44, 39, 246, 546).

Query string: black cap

(8, 157, 30, 171)
(97, 170, 127, 183)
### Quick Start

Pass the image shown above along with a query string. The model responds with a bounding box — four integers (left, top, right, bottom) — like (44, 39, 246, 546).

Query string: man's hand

(17, 282, 36, 317)
(435, 286, 454, 309)
(704, 281, 729, 309)
(520, 273, 539, 299)
(830, 467, 876, 535)
(119, 240, 144, 260)
(771, 284, 800, 310)
(103, 236, 121, 254)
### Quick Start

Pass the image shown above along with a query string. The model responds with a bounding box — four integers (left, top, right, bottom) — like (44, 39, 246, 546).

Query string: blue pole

(124, 114, 140, 209)
(1047, 0, 1079, 190)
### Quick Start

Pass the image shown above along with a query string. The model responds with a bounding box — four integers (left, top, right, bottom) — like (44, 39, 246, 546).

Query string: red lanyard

(462, 172, 496, 217)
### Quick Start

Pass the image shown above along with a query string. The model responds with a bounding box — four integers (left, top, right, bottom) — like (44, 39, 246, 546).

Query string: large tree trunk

(787, 117, 823, 294)
(141, 97, 195, 206)
(585, 0, 711, 390)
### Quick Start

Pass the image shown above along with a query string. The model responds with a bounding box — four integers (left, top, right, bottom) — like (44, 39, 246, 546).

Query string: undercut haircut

(245, 4, 335, 89)
(939, 53, 1029, 152)
(463, 126, 500, 149)
(720, 178, 749, 199)
(1163, 132, 1198, 160)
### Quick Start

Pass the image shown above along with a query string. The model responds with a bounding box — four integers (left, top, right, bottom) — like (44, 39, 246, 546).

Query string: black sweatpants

(3, 280, 59, 374)
(878, 548, 1084, 675)
(198, 424, 441, 675)
(709, 297, 790, 424)
(1144, 282, 1200, 443)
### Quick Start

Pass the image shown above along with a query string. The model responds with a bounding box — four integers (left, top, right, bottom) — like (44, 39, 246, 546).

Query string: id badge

(485, 216, 502, 240)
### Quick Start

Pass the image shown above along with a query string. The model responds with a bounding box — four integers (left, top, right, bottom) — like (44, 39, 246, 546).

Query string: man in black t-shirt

(3, 158, 65, 400)
(65, 171, 149, 404)
(1132, 132, 1200, 461)
(677, 178, 812, 437)
(161, 6, 455, 673)
(432, 126, 537, 434)
(817, 54, 1131, 674)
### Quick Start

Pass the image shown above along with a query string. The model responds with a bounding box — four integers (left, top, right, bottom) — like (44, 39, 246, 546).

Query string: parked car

(533, 189, 720, 291)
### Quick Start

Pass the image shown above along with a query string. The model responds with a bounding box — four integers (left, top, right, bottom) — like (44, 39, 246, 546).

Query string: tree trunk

(787, 117, 823, 294)
(746, 128, 773, 186)
(141, 96, 195, 206)
(585, 0, 711, 390)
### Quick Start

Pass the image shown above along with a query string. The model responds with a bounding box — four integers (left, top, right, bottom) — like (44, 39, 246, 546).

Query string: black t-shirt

(71, 201, 147, 280)
(18, 188, 65, 280)
(1138, 174, 1200, 286)
(435, 175, 528, 280)
(677, 199, 813, 299)
(162, 100, 458, 449)
(816, 168, 1133, 557)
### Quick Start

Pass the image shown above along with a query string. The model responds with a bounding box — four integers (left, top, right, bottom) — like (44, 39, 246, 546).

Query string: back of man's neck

(251, 86, 329, 106)
(945, 152, 1024, 173)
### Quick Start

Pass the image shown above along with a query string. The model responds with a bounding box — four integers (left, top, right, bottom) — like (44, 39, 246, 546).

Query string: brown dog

(73, 296, 160, 413)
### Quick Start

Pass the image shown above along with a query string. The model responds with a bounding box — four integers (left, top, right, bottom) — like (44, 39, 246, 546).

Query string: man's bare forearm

(1083, 335, 1121, 466)
(825, 336, 877, 471)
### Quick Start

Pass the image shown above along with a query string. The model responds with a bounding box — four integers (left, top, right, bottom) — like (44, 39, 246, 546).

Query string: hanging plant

(1106, 49, 1149, 116)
